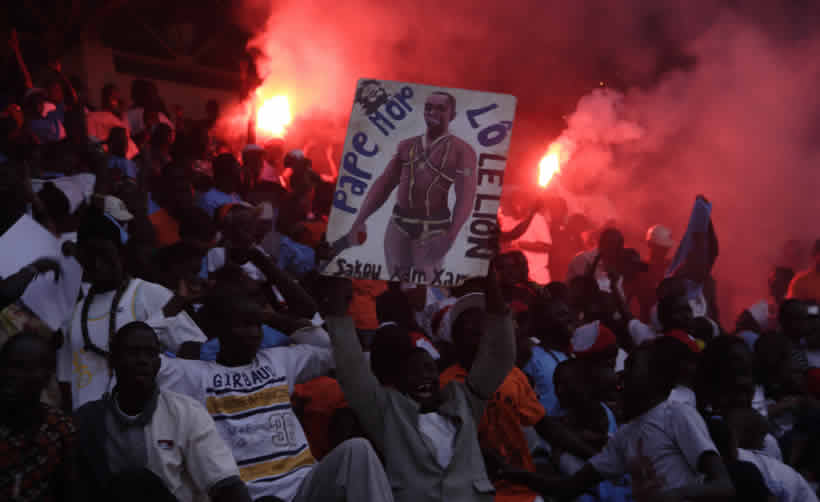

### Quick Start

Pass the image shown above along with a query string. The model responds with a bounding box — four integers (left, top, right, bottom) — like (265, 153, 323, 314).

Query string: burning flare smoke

(255, 93, 292, 139)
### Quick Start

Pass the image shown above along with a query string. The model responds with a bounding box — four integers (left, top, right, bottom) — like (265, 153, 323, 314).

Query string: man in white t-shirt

(157, 288, 393, 502)
(501, 340, 735, 500)
(57, 209, 206, 410)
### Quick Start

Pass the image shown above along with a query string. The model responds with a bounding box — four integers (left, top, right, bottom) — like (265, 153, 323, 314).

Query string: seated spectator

(157, 289, 392, 501)
(728, 408, 818, 502)
(522, 295, 571, 416)
(755, 321, 820, 482)
(1, 102, 38, 153)
(24, 88, 65, 143)
(695, 335, 757, 415)
(1, 333, 75, 501)
(701, 413, 775, 502)
(197, 153, 241, 218)
(57, 208, 206, 410)
(106, 127, 137, 181)
(552, 358, 631, 502)
(177, 207, 217, 253)
(657, 292, 702, 352)
(149, 242, 209, 303)
(149, 161, 197, 247)
(442, 296, 544, 502)
(191, 262, 321, 361)
(651, 336, 699, 409)
(737, 267, 796, 350)
(553, 358, 612, 453)
(326, 268, 516, 502)
(496, 250, 540, 313)
(74, 322, 250, 502)
(500, 339, 735, 500)
(570, 320, 620, 407)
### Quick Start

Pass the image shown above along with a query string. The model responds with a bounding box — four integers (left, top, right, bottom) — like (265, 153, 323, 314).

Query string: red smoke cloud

(233, 0, 820, 324)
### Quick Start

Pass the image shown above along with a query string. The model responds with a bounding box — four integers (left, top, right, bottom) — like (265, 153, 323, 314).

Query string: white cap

(436, 293, 485, 344)
(746, 300, 770, 331)
(646, 224, 675, 248)
(103, 195, 134, 222)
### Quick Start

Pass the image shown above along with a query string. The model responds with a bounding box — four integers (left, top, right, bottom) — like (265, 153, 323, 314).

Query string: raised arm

(499, 210, 536, 243)
(49, 61, 78, 108)
(466, 263, 515, 400)
(323, 278, 388, 440)
(248, 248, 318, 319)
(0, 258, 61, 310)
(9, 29, 33, 90)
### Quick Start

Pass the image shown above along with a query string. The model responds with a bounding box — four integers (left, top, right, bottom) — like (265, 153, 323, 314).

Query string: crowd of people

(3, 30, 820, 502)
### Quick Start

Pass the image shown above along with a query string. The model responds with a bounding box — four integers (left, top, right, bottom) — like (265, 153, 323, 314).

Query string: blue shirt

(109, 156, 137, 179)
(523, 346, 568, 416)
(197, 188, 240, 218)
(277, 235, 316, 278)
(28, 115, 64, 143)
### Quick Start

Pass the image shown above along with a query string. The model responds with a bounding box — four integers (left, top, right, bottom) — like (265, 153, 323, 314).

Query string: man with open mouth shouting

(325, 262, 514, 502)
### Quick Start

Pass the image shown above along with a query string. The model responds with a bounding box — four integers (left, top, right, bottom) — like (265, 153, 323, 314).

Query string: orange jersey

(440, 365, 545, 502)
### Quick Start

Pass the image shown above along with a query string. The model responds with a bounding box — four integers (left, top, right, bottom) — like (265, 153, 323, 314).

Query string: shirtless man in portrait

(343, 91, 478, 281)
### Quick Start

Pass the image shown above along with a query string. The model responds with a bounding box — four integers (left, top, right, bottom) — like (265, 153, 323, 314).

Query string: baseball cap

(435, 293, 485, 344)
(103, 195, 134, 222)
(646, 225, 675, 248)
(571, 321, 616, 357)
(745, 300, 771, 331)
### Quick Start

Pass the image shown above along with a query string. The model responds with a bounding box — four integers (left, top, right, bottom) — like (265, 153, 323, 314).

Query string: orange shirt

(440, 365, 545, 502)
(149, 208, 181, 247)
(292, 376, 348, 460)
(787, 269, 820, 303)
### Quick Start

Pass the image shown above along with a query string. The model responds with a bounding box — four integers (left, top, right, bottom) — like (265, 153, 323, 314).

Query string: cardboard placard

(324, 79, 516, 286)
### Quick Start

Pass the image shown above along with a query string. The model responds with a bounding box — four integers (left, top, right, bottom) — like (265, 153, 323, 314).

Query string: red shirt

(0, 404, 75, 502)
